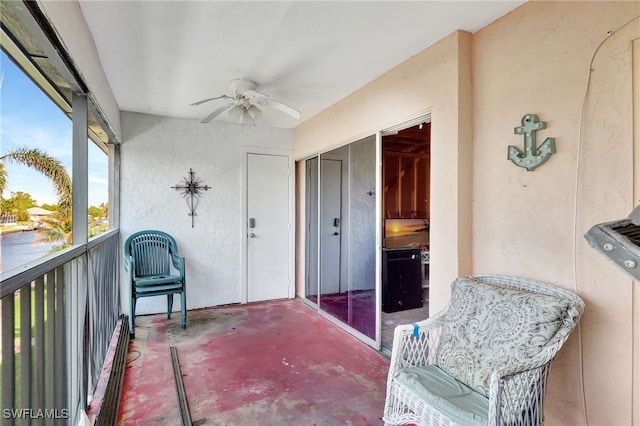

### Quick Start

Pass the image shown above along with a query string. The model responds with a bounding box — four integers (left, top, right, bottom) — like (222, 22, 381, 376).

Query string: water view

(1, 230, 63, 273)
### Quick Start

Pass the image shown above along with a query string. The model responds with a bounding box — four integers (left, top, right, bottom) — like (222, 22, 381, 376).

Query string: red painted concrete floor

(117, 299, 390, 425)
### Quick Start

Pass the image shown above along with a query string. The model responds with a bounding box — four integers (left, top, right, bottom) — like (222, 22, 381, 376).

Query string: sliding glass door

(305, 136, 379, 344)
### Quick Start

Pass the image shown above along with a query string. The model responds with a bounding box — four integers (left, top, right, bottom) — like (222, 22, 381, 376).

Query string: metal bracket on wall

(507, 114, 556, 171)
(584, 205, 640, 282)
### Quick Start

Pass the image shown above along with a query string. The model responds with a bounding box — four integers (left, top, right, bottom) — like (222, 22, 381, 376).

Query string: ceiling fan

(191, 78, 301, 126)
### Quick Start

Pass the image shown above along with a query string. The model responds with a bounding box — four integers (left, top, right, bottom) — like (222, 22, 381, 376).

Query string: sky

(0, 50, 108, 208)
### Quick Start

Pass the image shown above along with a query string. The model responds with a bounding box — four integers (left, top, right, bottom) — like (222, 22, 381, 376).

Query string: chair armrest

(387, 311, 448, 375)
(385, 312, 448, 402)
(170, 253, 186, 278)
(124, 255, 133, 274)
(486, 358, 555, 426)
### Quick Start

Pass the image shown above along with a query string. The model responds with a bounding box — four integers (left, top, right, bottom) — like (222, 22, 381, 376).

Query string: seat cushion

(395, 365, 488, 426)
(134, 274, 183, 287)
(436, 276, 571, 396)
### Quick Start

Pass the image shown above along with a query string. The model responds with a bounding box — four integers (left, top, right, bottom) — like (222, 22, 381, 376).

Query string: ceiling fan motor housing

(230, 78, 257, 97)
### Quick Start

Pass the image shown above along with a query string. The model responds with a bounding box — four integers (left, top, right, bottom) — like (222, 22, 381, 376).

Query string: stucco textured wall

(120, 112, 292, 316)
(294, 30, 474, 311)
(472, 2, 639, 424)
(293, 1, 640, 424)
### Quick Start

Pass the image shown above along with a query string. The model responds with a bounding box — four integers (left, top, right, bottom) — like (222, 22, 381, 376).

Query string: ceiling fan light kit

(191, 78, 301, 128)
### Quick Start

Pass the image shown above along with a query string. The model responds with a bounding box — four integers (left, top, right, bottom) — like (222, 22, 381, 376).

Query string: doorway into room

(302, 115, 430, 351)
(380, 121, 431, 352)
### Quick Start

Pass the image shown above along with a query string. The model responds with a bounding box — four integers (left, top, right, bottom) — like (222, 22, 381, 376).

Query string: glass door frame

(302, 133, 383, 350)
(302, 110, 431, 351)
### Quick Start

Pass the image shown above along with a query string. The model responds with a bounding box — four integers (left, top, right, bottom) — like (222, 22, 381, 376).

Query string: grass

(0, 221, 35, 233)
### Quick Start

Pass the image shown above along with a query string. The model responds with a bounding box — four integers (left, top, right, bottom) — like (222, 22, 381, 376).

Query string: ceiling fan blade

(247, 105, 265, 126)
(201, 103, 234, 123)
(255, 98, 301, 119)
(228, 105, 244, 122)
(191, 95, 234, 106)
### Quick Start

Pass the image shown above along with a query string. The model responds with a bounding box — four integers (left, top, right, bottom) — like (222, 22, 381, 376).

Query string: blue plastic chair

(124, 230, 186, 338)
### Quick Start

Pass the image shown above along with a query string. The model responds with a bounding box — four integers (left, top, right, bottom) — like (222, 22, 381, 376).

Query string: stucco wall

(472, 2, 640, 424)
(119, 112, 292, 315)
(293, 1, 639, 423)
(293, 30, 474, 312)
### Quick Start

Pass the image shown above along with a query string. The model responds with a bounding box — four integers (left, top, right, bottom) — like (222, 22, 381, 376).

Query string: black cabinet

(382, 248, 423, 313)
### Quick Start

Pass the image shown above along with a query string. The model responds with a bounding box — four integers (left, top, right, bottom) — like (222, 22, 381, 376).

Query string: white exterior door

(320, 158, 342, 295)
(247, 153, 291, 302)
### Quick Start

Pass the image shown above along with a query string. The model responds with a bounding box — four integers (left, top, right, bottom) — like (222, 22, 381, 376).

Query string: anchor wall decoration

(508, 114, 556, 171)
(172, 168, 211, 227)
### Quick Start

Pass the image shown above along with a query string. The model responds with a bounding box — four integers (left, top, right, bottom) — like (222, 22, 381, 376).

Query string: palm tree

(0, 147, 73, 244)
(0, 164, 6, 196)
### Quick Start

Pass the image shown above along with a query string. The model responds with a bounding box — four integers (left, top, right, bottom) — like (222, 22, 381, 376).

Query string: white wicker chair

(383, 275, 584, 426)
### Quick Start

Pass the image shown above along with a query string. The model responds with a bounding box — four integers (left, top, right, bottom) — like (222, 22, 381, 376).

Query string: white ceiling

(78, 1, 525, 129)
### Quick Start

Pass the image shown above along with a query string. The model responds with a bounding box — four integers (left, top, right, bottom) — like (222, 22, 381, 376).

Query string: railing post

(33, 278, 45, 426)
(20, 288, 32, 419)
(45, 271, 56, 414)
(71, 90, 89, 424)
(72, 92, 88, 246)
(109, 143, 120, 229)
(55, 267, 67, 414)
(1, 294, 16, 426)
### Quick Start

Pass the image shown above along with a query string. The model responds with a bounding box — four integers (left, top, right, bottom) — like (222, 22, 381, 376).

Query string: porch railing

(1, 229, 120, 425)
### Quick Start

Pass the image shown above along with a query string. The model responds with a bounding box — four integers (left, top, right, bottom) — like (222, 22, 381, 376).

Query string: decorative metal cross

(507, 114, 556, 171)
(172, 168, 211, 227)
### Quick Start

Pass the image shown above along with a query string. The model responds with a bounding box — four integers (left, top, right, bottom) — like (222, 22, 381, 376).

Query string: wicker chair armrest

(385, 312, 448, 408)
(388, 312, 447, 371)
(487, 357, 556, 426)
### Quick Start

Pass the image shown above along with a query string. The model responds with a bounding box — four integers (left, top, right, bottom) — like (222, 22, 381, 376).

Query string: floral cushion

(435, 276, 571, 396)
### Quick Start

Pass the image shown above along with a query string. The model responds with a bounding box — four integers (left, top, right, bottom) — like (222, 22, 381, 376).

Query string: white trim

(381, 111, 432, 136)
(108, 144, 120, 230)
(375, 130, 383, 350)
(320, 152, 349, 294)
(241, 147, 295, 303)
(72, 93, 89, 245)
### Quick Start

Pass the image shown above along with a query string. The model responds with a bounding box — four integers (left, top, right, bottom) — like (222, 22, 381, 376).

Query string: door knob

(249, 232, 256, 238)
(333, 232, 339, 236)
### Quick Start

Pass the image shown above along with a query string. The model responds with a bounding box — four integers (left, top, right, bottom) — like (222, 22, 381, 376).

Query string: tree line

(1, 191, 107, 222)
(0, 147, 109, 245)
